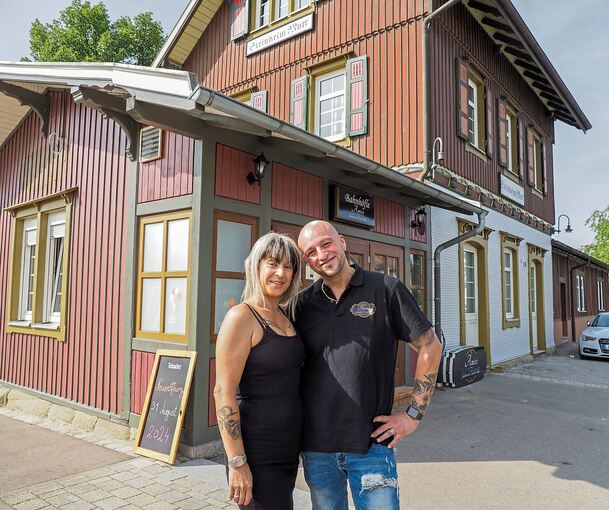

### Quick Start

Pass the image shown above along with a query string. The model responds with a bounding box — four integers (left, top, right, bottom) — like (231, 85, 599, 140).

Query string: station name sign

(246, 13, 314, 56)
(499, 174, 525, 206)
(332, 185, 375, 228)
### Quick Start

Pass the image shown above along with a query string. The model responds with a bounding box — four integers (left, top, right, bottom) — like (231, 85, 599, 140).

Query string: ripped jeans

(302, 444, 399, 510)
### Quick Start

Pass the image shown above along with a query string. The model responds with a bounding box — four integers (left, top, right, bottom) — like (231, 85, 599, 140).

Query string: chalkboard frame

(133, 349, 197, 464)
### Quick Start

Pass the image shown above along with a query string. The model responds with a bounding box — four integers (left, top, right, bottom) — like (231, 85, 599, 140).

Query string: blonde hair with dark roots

(242, 232, 302, 319)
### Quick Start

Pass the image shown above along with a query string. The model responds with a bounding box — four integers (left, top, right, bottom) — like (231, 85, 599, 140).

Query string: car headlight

(583, 335, 596, 342)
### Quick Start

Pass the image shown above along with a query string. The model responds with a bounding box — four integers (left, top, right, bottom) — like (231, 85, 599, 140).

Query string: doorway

(463, 244, 479, 346)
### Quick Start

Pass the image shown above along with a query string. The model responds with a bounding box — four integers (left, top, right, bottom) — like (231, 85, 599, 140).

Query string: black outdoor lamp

(411, 207, 427, 229)
(554, 214, 573, 234)
(247, 152, 270, 185)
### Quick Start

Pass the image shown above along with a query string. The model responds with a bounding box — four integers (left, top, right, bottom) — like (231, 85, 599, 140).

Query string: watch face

(406, 406, 422, 420)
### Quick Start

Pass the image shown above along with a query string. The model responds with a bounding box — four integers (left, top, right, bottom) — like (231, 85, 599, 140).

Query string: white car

(579, 312, 609, 360)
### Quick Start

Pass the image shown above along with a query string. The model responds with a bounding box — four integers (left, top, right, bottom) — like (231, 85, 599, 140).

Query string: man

(295, 220, 442, 510)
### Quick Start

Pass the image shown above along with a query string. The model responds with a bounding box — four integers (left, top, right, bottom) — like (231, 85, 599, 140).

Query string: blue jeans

(302, 444, 399, 510)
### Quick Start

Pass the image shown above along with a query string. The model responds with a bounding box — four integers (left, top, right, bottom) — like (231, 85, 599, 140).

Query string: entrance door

(464, 245, 479, 346)
(344, 236, 370, 270)
(530, 263, 538, 351)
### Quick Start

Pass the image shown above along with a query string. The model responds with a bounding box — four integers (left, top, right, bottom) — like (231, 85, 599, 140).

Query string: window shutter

(485, 85, 493, 159)
(497, 99, 507, 167)
(50, 222, 65, 239)
(290, 76, 308, 130)
(517, 114, 525, 178)
(25, 229, 37, 246)
(231, 0, 250, 41)
(456, 58, 470, 140)
(542, 138, 549, 196)
(526, 126, 535, 186)
(347, 56, 368, 137)
(139, 127, 162, 163)
(251, 90, 268, 113)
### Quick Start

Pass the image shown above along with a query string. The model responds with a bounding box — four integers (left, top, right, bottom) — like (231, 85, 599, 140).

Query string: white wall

(430, 205, 554, 364)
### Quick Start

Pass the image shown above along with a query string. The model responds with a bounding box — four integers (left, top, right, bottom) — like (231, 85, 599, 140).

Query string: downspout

(422, 0, 462, 181)
(434, 209, 487, 341)
(569, 256, 591, 342)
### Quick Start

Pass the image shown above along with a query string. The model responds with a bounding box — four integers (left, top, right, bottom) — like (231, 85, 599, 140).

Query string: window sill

(8, 320, 31, 327)
(502, 170, 521, 184)
(502, 318, 521, 330)
(532, 188, 544, 199)
(32, 322, 61, 331)
(6, 322, 64, 340)
(465, 143, 488, 163)
(247, 4, 315, 40)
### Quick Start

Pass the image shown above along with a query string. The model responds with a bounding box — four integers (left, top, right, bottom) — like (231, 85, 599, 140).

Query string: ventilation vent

(139, 127, 162, 162)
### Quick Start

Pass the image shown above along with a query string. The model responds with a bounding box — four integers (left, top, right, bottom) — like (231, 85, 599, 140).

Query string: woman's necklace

(321, 281, 338, 304)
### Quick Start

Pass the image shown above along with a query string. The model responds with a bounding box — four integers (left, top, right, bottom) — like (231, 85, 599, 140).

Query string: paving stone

(175, 497, 211, 510)
(91, 478, 125, 491)
(125, 492, 158, 507)
(140, 484, 168, 497)
(44, 492, 79, 506)
(122, 477, 156, 489)
(156, 490, 190, 504)
(79, 489, 114, 503)
(64, 482, 98, 494)
(174, 477, 206, 489)
(142, 502, 176, 510)
(13, 498, 48, 510)
(29, 481, 65, 495)
(110, 486, 141, 500)
(2, 492, 37, 506)
(127, 458, 157, 469)
(61, 501, 96, 510)
(95, 496, 129, 510)
(110, 471, 139, 482)
(141, 465, 169, 476)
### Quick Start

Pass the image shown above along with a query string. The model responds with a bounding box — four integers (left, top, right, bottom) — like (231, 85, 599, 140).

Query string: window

(504, 250, 514, 319)
(505, 109, 518, 174)
(526, 126, 546, 195)
(456, 59, 486, 153)
(251, 0, 311, 29)
(136, 211, 191, 342)
(467, 78, 479, 148)
(500, 232, 521, 327)
(409, 251, 426, 312)
(533, 137, 543, 192)
(315, 69, 346, 142)
(576, 273, 585, 312)
(464, 249, 477, 314)
(6, 190, 74, 340)
(211, 211, 258, 340)
(598, 278, 605, 311)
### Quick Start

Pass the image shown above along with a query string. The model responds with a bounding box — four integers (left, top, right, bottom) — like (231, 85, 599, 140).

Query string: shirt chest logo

(350, 302, 376, 318)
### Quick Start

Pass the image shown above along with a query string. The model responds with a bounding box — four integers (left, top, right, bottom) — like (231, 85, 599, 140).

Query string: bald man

(295, 220, 442, 510)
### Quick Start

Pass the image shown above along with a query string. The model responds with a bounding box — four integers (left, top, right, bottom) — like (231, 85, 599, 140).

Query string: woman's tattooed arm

(217, 406, 242, 439)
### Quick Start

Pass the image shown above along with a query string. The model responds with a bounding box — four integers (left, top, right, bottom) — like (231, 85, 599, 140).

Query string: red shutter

(526, 127, 535, 186)
(347, 56, 368, 136)
(485, 84, 493, 159)
(290, 76, 308, 130)
(231, 0, 250, 41)
(456, 58, 470, 140)
(497, 99, 508, 167)
(542, 138, 549, 196)
(251, 90, 268, 113)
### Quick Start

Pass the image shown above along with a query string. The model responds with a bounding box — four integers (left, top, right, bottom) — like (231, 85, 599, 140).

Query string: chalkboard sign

(133, 350, 197, 464)
(440, 346, 486, 388)
(331, 185, 375, 228)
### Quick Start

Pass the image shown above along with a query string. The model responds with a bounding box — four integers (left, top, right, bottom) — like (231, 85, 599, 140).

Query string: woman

(214, 232, 304, 509)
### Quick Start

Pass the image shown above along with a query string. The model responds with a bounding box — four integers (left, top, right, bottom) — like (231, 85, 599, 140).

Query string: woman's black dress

(235, 304, 304, 510)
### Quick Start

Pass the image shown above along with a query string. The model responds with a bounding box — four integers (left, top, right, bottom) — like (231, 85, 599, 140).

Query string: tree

(583, 205, 609, 264)
(23, 1, 165, 66)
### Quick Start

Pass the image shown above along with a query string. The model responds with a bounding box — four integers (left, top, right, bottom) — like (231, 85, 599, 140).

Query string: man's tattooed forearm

(217, 406, 242, 440)
(408, 373, 437, 415)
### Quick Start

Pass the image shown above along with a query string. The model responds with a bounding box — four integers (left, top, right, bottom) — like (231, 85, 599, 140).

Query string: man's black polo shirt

(294, 264, 432, 454)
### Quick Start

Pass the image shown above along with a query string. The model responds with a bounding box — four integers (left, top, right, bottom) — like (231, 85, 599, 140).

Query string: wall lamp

(411, 207, 427, 229)
(554, 214, 573, 234)
(247, 152, 270, 185)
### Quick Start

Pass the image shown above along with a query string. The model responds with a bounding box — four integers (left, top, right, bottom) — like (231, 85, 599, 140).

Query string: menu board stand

(133, 350, 197, 464)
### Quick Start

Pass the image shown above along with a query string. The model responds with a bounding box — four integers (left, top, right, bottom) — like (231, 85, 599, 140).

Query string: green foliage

(583, 205, 609, 264)
(24, 1, 165, 66)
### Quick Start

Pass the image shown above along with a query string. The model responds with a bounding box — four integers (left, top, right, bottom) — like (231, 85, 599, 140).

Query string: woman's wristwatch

(228, 453, 247, 468)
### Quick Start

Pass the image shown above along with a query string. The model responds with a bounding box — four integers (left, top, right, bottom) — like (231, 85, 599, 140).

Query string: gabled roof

(0, 62, 482, 216)
(154, 0, 591, 132)
(552, 240, 609, 271)
(463, 0, 591, 131)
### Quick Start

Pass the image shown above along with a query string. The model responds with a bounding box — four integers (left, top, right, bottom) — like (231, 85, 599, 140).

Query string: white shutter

(25, 229, 37, 246)
(50, 222, 65, 239)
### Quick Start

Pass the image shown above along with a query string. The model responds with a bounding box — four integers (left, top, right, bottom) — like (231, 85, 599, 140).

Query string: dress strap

(245, 303, 268, 330)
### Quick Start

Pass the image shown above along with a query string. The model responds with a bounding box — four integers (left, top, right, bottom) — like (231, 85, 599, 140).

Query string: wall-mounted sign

(246, 13, 314, 56)
(499, 174, 525, 206)
(332, 185, 375, 228)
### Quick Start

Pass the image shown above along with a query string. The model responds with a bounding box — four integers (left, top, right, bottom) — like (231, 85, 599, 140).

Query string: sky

(0, 0, 606, 251)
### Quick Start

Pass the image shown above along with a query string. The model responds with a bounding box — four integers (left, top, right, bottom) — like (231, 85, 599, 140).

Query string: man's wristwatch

(405, 405, 424, 421)
(228, 453, 247, 468)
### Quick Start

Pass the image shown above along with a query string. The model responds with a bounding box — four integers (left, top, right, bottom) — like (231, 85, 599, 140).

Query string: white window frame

(294, 0, 310, 10)
(19, 218, 38, 322)
(530, 263, 536, 311)
(504, 249, 514, 319)
(506, 112, 513, 172)
(597, 278, 605, 311)
(576, 274, 585, 312)
(43, 211, 66, 324)
(275, 0, 289, 19)
(256, 0, 270, 28)
(314, 68, 346, 142)
(533, 137, 543, 192)
(467, 78, 478, 148)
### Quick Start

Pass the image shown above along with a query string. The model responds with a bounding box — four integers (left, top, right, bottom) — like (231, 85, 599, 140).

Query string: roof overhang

(463, 0, 591, 131)
(0, 61, 482, 216)
(551, 240, 609, 271)
(153, 0, 221, 68)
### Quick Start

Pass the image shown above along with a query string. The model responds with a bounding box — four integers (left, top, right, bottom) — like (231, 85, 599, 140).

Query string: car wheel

(578, 350, 588, 360)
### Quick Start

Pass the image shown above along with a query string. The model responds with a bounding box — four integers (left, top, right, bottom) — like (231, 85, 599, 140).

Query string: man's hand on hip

(371, 413, 420, 448)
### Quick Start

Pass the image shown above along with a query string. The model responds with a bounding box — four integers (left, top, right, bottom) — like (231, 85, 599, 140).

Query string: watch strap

(228, 453, 247, 468)
(405, 405, 424, 421)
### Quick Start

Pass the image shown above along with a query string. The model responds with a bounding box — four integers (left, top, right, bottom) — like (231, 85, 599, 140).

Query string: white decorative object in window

(19, 218, 38, 322)
(43, 211, 65, 324)
(315, 70, 346, 142)
(165, 277, 188, 335)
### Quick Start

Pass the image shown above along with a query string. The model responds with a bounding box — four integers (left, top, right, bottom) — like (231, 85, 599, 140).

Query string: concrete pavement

(1, 342, 608, 509)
